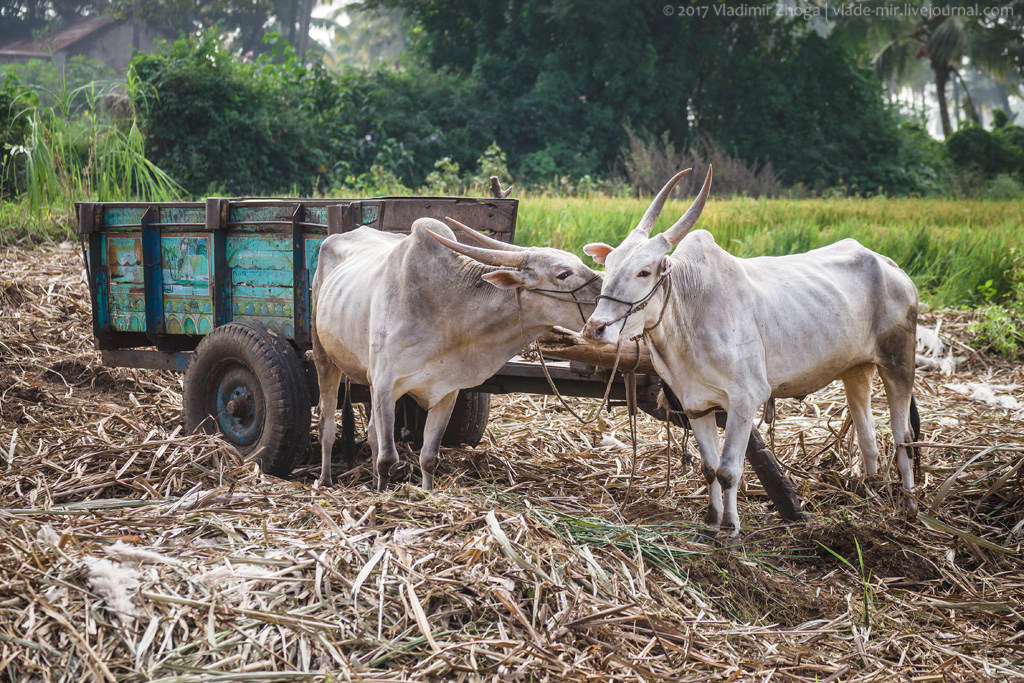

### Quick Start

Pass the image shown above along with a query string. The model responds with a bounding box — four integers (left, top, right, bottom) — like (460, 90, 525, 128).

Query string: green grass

(516, 195, 1024, 308)
(1, 68, 180, 248)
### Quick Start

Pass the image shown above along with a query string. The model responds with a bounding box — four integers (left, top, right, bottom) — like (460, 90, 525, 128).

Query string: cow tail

(910, 394, 921, 482)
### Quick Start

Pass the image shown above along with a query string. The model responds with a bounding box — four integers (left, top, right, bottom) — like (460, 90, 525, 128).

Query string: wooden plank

(377, 197, 517, 242)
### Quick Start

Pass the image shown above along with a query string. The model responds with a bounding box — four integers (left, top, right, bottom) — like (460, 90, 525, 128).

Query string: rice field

(1, 241, 1023, 682)
(517, 196, 1024, 308)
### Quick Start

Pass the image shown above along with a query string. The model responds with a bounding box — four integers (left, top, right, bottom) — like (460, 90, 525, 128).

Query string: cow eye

(556, 271, 571, 281)
(638, 269, 651, 278)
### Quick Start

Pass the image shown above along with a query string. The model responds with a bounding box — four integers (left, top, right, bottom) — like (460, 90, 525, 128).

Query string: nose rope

(594, 273, 672, 338)
(529, 274, 601, 325)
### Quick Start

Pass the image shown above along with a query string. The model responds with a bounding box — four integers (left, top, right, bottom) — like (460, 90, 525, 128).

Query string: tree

(358, 0, 937, 192)
(831, 0, 1024, 138)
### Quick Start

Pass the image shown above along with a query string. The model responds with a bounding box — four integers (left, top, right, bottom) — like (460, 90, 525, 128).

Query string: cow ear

(483, 270, 526, 290)
(583, 243, 614, 265)
(660, 255, 673, 277)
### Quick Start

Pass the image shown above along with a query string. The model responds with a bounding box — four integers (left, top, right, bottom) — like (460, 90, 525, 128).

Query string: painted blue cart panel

(80, 196, 518, 357)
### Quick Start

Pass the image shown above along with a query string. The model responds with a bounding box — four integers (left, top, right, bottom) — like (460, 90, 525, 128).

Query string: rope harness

(529, 274, 601, 325)
(594, 273, 672, 339)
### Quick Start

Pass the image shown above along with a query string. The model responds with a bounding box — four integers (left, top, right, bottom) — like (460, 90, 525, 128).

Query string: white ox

(312, 217, 602, 490)
(581, 167, 920, 537)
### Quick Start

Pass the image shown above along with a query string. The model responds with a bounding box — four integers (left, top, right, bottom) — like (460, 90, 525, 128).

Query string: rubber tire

(393, 390, 491, 448)
(182, 322, 311, 477)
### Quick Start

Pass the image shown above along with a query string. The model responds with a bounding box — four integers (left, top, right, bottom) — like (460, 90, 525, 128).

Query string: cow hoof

(722, 531, 745, 549)
(902, 493, 919, 518)
(693, 527, 718, 545)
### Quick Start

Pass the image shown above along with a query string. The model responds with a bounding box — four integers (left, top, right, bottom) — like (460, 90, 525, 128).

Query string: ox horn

(661, 164, 712, 247)
(635, 167, 693, 235)
(426, 229, 527, 268)
(443, 216, 526, 251)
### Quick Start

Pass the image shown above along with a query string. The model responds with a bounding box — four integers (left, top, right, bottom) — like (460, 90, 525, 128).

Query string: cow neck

(643, 250, 709, 349)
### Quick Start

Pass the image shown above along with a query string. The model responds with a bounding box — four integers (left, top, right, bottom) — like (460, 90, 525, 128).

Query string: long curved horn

(444, 216, 526, 251)
(636, 168, 693, 234)
(427, 229, 527, 268)
(661, 164, 712, 247)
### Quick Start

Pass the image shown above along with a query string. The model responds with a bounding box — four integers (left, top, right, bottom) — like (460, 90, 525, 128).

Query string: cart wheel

(442, 390, 490, 447)
(394, 390, 491, 448)
(182, 322, 311, 477)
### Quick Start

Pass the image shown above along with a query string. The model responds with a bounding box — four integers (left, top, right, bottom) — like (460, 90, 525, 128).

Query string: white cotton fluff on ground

(597, 432, 628, 450)
(200, 564, 276, 589)
(106, 540, 183, 566)
(915, 321, 960, 375)
(84, 557, 142, 626)
(391, 527, 421, 546)
(945, 382, 1023, 411)
(36, 525, 60, 546)
(917, 322, 944, 357)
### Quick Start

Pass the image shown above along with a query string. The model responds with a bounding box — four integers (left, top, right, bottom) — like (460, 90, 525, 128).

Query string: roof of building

(0, 16, 112, 57)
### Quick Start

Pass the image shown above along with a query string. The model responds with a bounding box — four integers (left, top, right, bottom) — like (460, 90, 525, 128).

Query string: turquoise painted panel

(227, 235, 292, 267)
(229, 206, 295, 224)
(161, 234, 213, 336)
(230, 268, 293, 288)
(161, 235, 212, 295)
(158, 207, 204, 225)
(103, 207, 147, 226)
(306, 237, 324, 277)
(305, 206, 328, 224)
(104, 236, 144, 331)
(104, 235, 143, 280)
(227, 235, 293, 332)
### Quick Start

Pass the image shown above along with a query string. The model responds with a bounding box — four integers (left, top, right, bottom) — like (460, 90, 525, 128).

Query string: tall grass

(1, 65, 180, 246)
(516, 195, 1024, 308)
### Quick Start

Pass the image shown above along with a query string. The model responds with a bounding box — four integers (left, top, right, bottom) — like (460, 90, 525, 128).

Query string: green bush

(0, 72, 36, 199)
(130, 31, 337, 196)
(331, 66, 497, 188)
(945, 125, 1024, 180)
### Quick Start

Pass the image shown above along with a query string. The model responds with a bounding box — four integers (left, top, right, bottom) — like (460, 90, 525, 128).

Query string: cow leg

(689, 413, 723, 530)
(370, 386, 401, 492)
(718, 410, 755, 538)
(315, 362, 343, 488)
(877, 367, 918, 515)
(418, 391, 459, 490)
(840, 364, 881, 477)
(365, 410, 379, 487)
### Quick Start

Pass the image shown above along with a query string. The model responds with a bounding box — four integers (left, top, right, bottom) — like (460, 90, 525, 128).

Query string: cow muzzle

(582, 318, 618, 344)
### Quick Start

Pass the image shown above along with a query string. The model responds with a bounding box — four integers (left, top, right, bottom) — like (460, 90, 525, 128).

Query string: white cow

(312, 217, 602, 490)
(581, 167, 920, 537)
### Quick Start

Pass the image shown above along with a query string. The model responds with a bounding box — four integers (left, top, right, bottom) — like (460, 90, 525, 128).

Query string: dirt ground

(1, 244, 1022, 682)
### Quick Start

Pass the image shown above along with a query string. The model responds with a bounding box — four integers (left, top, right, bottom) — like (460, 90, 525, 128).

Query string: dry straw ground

(1, 245, 1022, 683)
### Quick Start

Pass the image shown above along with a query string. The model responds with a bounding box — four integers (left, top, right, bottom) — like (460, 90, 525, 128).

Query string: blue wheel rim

(213, 366, 265, 448)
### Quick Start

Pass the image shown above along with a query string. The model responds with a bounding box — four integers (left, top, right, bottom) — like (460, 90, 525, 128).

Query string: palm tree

(831, 0, 1023, 138)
